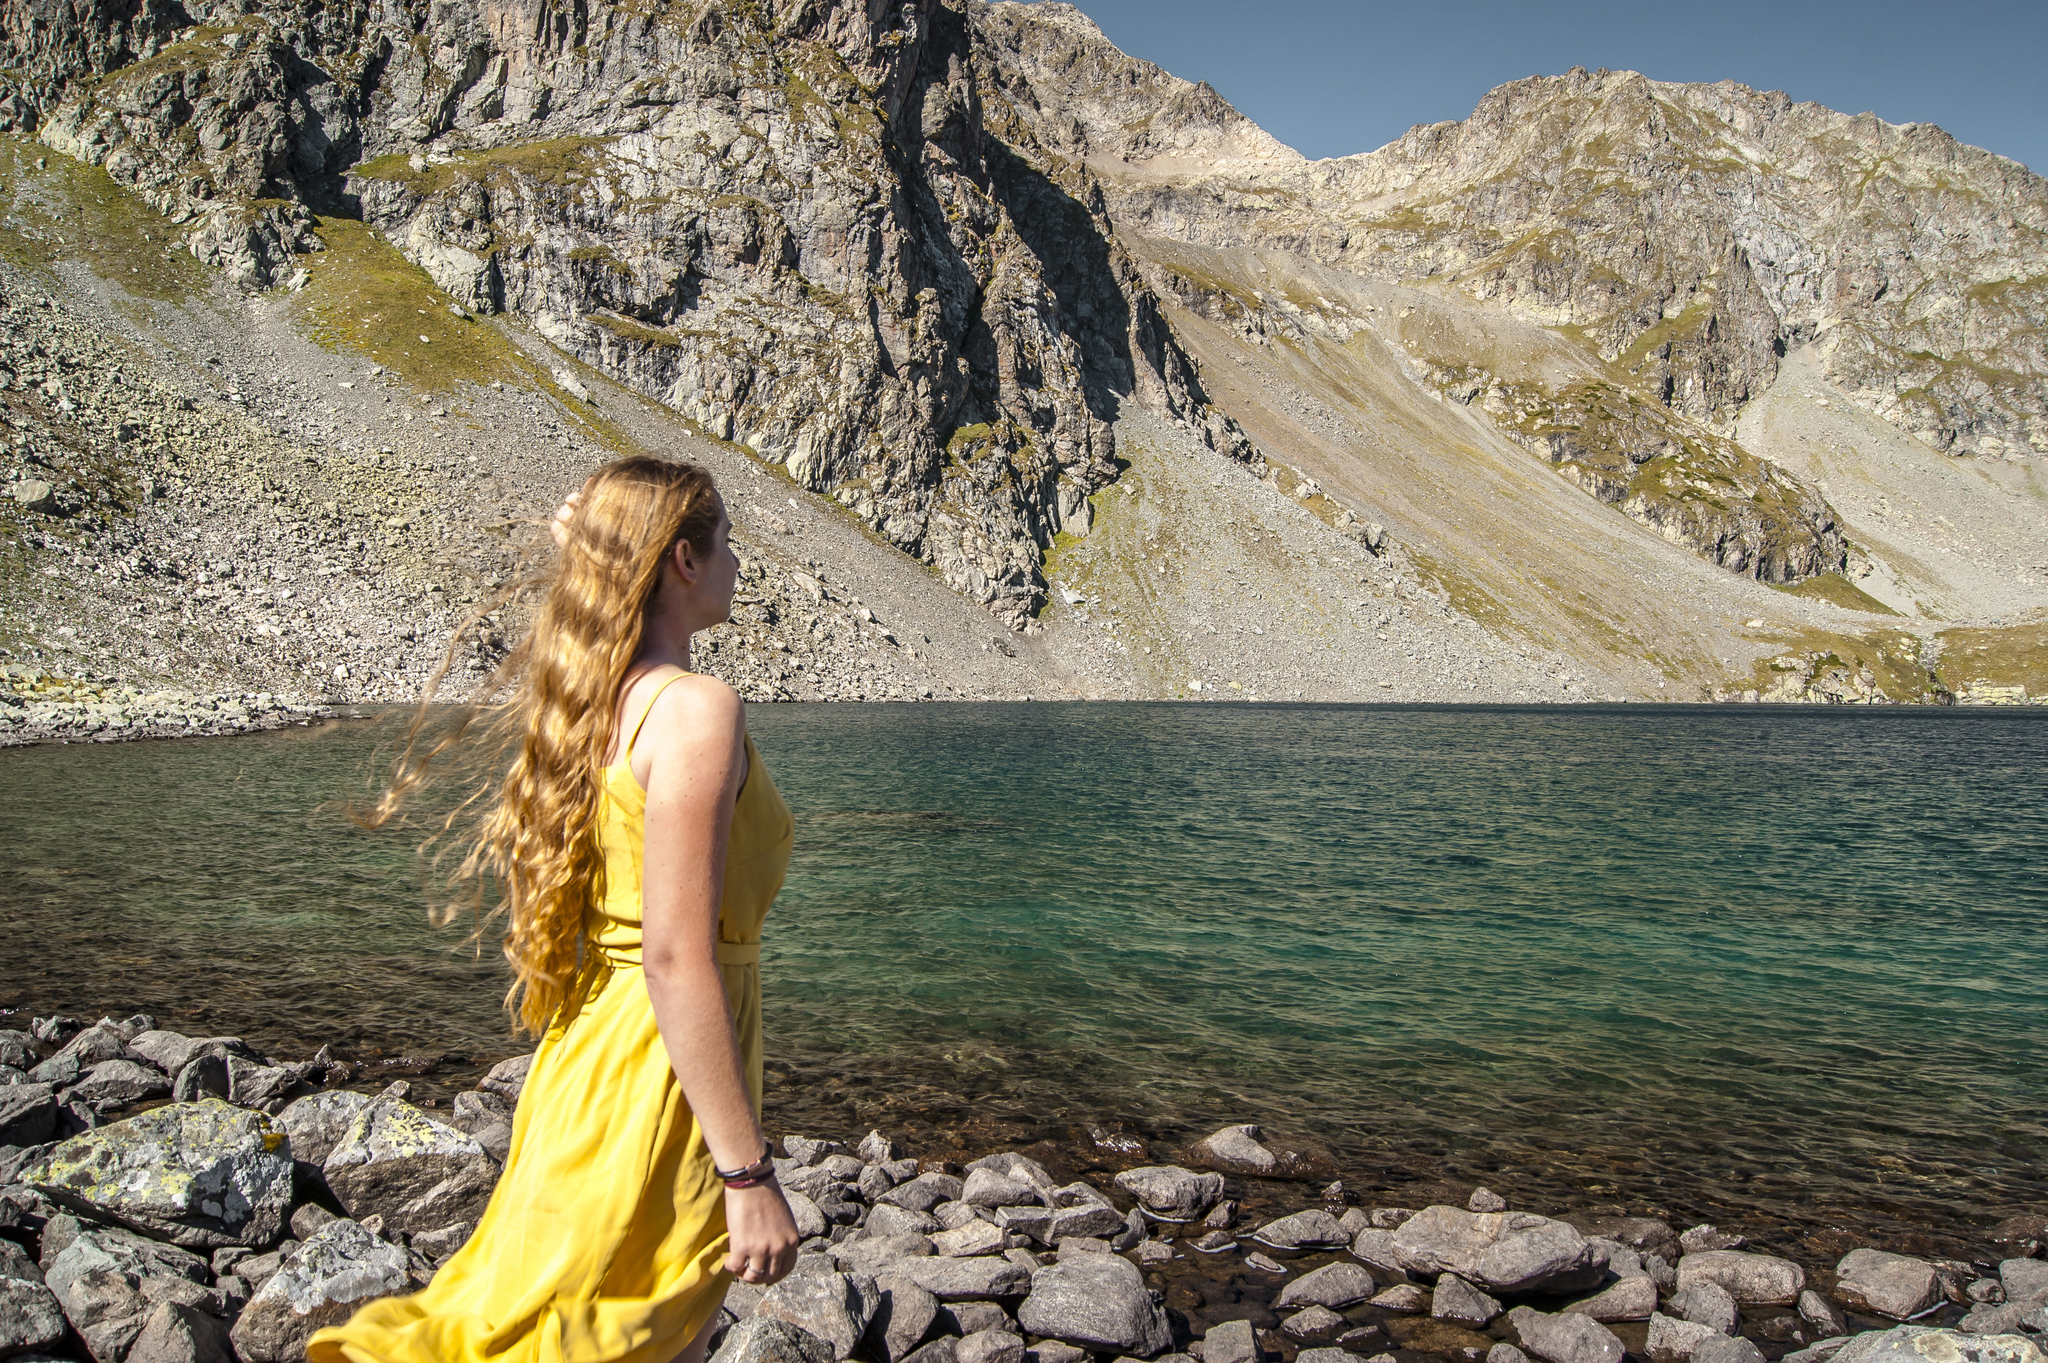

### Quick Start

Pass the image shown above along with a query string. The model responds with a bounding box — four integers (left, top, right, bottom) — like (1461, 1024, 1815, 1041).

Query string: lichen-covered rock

(321, 1095, 498, 1235)
(228, 1219, 413, 1363)
(29, 1098, 294, 1247)
(277, 1091, 374, 1171)
(41, 1224, 213, 1363)
(1830, 1328, 2044, 1363)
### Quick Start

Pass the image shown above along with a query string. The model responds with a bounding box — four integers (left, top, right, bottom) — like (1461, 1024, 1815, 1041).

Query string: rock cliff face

(2, 0, 1253, 627)
(975, 6, 2047, 579)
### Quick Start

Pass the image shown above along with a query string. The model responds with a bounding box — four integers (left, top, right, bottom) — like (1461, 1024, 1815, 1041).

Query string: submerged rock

(1836, 1251, 1942, 1322)
(30, 1099, 294, 1247)
(1186, 1124, 1280, 1176)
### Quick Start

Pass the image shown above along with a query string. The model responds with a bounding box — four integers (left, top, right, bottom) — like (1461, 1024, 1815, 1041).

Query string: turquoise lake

(2, 704, 2043, 1256)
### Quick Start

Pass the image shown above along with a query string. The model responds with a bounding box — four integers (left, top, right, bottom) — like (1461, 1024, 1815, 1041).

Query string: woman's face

(699, 493, 739, 624)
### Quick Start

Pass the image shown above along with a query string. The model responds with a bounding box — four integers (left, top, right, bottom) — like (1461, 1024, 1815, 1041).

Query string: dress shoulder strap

(623, 672, 693, 762)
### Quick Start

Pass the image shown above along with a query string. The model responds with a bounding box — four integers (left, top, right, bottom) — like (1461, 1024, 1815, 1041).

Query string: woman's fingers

(548, 478, 595, 549)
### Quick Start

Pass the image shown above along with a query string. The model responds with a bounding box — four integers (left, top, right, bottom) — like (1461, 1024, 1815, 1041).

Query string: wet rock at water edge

(1276, 1263, 1378, 1311)
(1114, 1166, 1224, 1222)
(1681, 1227, 1745, 1254)
(712, 1316, 840, 1363)
(1393, 1206, 1602, 1295)
(1832, 1327, 2045, 1363)
(1252, 1209, 1351, 1251)
(1186, 1125, 1281, 1176)
(1836, 1251, 1942, 1321)
(476, 1054, 533, 1106)
(1799, 1291, 1848, 1339)
(171, 1056, 230, 1104)
(757, 1259, 879, 1360)
(0, 1239, 67, 1359)
(1566, 1259, 1658, 1323)
(2001, 1260, 2048, 1303)
(1371, 1284, 1429, 1312)
(1694, 1339, 1768, 1363)
(1647, 1313, 1722, 1363)
(1282, 1305, 1347, 1339)
(1676, 1251, 1805, 1306)
(322, 1095, 499, 1236)
(1507, 1306, 1626, 1363)
(229, 1219, 413, 1363)
(1469, 1189, 1508, 1214)
(1434, 1274, 1504, 1327)
(29, 1098, 295, 1247)
(1671, 1280, 1739, 1335)
(1016, 1252, 1171, 1356)
(1201, 1319, 1260, 1363)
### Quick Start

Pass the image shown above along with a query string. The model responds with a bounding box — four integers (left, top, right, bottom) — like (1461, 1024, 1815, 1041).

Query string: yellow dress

(309, 676, 794, 1363)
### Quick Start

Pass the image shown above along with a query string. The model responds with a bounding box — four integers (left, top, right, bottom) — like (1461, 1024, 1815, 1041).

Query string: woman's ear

(670, 537, 700, 585)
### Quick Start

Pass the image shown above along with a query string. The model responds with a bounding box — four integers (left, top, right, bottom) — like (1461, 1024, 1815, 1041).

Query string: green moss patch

(1770, 572, 1901, 615)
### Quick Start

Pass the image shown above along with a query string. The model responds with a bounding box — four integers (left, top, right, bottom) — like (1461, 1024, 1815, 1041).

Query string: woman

(310, 457, 802, 1363)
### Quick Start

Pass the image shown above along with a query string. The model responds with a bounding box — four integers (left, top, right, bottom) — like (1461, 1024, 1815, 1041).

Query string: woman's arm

(637, 674, 800, 1286)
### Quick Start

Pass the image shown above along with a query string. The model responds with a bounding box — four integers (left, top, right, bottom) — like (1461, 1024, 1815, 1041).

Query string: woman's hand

(724, 1181, 801, 1285)
(548, 478, 595, 549)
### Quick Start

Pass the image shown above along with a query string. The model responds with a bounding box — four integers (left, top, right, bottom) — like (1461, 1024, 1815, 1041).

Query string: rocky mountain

(1, 0, 2043, 711)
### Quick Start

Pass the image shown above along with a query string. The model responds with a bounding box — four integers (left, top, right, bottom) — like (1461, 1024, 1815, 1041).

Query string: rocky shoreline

(3, 1008, 2044, 1363)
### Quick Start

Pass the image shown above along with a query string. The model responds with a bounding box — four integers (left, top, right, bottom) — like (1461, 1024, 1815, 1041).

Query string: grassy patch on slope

(0, 135, 208, 302)
(1769, 572, 1901, 615)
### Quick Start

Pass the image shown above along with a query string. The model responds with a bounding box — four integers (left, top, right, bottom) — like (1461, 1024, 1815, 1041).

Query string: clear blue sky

(1068, 0, 2048, 174)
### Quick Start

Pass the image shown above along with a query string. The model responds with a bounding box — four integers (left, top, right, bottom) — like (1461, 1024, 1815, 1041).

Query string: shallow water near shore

(3, 704, 2044, 1260)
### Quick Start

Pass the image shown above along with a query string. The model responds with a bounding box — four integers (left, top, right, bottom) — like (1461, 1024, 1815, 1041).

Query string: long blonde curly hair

(364, 456, 723, 1034)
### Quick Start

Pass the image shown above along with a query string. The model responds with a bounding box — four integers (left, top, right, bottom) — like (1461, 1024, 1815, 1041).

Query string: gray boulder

(0, 1239, 67, 1359)
(171, 1057, 229, 1104)
(1282, 1305, 1346, 1339)
(228, 1219, 413, 1363)
(831, 1236, 933, 1278)
(756, 1259, 879, 1360)
(1800, 1291, 1849, 1339)
(1202, 1320, 1259, 1363)
(960, 1170, 1040, 1210)
(1648, 1315, 1722, 1363)
(1251, 1210, 1350, 1251)
(867, 1275, 940, 1363)
(1046, 1205, 1124, 1242)
(963, 1155, 1056, 1201)
(1434, 1274, 1504, 1326)
(1186, 1125, 1279, 1176)
(1351, 1227, 1404, 1274)
(31, 1099, 295, 1247)
(1016, 1253, 1169, 1356)
(1830, 1328, 2044, 1363)
(1694, 1340, 1767, 1363)
(933, 1223, 1006, 1259)
(867, 1205, 942, 1240)
(900, 1339, 958, 1363)
(1275, 1262, 1377, 1311)
(68, 1062, 172, 1108)
(1113, 1167, 1223, 1222)
(1676, 1251, 1805, 1306)
(278, 1092, 375, 1171)
(1393, 1206, 1601, 1295)
(2000, 1260, 2048, 1302)
(52, 1026, 128, 1071)
(1837, 1251, 1941, 1321)
(41, 1225, 213, 1363)
(1490, 1346, 1532, 1363)
(476, 1054, 533, 1106)
(0, 1084, 57, 1148)
(127, 1300, 235, 1363)
(1508, 1306, 1626, 1363)
(1565, 1274, 1657, 1322)
(0, 1032, 34, 1071)
(957, 1329, 1025, 1363)
(1672, 1280, 1739, 1335)
(992, 1207, 1052, 1246)
(225, 1060, 303, 1111)
(886, 1257, 1029, 1302)
(322, 1096, 499, 1236)
(880, 1175, 963, 1215)
(126, 1033, 206, 1078)
(712, 1317, 839, 1363)
(784, 1191, 828, 1242)
(1564, 1216, 1680, 1262)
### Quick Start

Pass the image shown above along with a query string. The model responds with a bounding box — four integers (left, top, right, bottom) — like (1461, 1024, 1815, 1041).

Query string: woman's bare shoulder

(642, 671, 743, 751)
